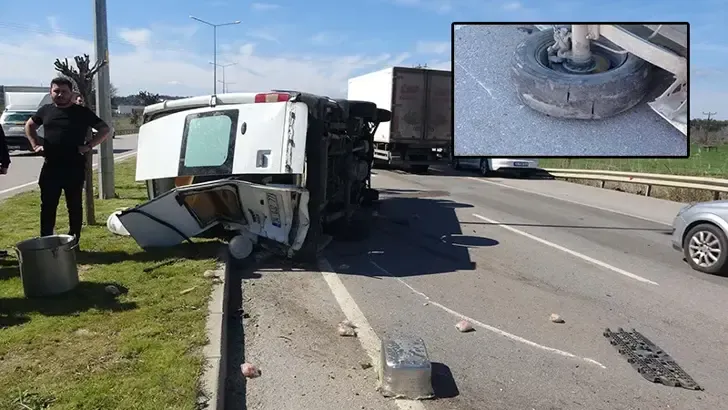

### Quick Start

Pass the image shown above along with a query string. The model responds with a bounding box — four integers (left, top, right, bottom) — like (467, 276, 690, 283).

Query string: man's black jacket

(0, 125, 10, 169)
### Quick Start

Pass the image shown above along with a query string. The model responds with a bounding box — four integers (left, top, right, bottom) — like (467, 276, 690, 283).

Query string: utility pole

(210, 62, 236, 93)
(703, 111, 717, 121)
(93, 0, 115, 199)
(190, 16, 241, 95)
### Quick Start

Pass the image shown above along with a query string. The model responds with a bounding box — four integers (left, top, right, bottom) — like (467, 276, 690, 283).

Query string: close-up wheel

(511, 28, 651, 120)
(683, 223, 728, 275)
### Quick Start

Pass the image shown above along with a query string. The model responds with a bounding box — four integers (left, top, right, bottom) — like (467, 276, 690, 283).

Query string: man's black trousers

(39, 161, 86, 239)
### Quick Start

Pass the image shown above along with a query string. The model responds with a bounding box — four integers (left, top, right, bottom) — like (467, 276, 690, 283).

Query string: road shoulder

(239, 261, 395, 410)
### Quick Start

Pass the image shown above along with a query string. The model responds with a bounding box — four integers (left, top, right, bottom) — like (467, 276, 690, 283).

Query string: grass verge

(0, 159, 219, 410)
(539, 144, 728, 178)
(538, 144, 728, 202)
(112, 116, 140, 136)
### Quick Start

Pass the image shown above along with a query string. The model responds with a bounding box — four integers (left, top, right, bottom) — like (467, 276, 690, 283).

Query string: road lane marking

(472, 213, 660, 286)
(319, 258, 427, 410)
(0, 151, 137, 195)
(369, 261, 606, 369)
(466, 176, 673, 226)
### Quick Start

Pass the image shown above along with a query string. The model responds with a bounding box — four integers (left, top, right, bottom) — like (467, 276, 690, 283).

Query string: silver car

(671, 201, 728, 274)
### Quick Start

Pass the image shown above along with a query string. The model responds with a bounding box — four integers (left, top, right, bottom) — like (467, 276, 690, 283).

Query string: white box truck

(347, 66, 451, 173)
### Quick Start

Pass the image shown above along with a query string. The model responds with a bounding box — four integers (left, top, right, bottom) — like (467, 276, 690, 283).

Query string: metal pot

(14, 235, 79, 298)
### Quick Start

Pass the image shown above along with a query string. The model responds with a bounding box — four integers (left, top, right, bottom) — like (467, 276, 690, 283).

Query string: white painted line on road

(456, 62, 495, 98)
(0, 151, 137, 195)
(319, 258, 427, 410)
(472, 213, 660, 286)
(369, 261, 606, 369)
(467, 177, 671, 226)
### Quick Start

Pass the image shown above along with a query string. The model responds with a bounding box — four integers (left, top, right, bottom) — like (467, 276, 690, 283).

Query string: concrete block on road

(377, 337, 435, 400)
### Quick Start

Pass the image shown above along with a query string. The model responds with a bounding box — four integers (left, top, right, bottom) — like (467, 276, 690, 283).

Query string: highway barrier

(543, 168, 728, 200)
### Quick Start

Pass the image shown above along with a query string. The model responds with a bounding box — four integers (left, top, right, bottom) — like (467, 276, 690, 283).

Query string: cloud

(118, 28, 152, 48)
(502, 1, 522, 10)
(415, 41, 450, 54)
(251, 2, 281, 11)
(0, 26, 421, 99)
(310, 32, 346, 46)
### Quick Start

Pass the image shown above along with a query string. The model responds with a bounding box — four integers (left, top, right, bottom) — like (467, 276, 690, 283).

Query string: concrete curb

(200, 259, 231, 410)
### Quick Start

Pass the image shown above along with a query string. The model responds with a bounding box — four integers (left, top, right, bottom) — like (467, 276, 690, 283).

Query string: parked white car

(452, 157, 539, 176)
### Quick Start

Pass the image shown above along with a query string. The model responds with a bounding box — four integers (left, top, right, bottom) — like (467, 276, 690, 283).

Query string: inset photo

(453, 23, 688, 157)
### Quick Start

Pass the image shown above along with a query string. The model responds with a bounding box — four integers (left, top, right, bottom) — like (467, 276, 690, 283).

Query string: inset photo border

(452, 23, 689, 157)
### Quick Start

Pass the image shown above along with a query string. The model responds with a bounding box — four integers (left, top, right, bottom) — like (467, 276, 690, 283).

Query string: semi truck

(347, 66, 451, 174)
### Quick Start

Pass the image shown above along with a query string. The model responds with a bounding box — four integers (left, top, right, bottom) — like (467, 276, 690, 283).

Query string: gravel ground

(453, 24, 688, 157)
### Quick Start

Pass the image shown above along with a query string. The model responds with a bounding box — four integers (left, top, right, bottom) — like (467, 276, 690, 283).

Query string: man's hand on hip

(32, 145, 44, 154)
(78, 144, 91, 154)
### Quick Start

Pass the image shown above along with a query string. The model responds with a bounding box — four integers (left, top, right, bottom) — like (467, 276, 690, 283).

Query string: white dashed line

(472, 213, 659, 286)
(466, 176, 672, 226)
(369, 261, 606, 369)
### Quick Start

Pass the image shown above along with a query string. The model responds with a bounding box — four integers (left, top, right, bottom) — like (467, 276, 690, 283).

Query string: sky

(0, 0, 724, 119)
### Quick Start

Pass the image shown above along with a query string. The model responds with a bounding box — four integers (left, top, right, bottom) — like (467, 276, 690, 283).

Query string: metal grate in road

(604, 327, 702, 390)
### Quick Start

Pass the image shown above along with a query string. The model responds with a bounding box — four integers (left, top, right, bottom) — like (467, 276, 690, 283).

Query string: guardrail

(543, 168, 728, 200)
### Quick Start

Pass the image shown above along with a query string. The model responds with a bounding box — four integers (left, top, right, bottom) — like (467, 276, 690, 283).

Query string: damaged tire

(511, 29, 651, 119)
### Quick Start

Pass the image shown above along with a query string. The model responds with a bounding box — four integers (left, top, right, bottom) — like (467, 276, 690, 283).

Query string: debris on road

(337, 320, 358, 337)
(180, 286, 197, 295)
(242, 362, 261, 378)
(604, 328, 702, 390)
(550, 313, 565, 324)
(203, 270, 219, 279)
(359, 361, 373, 370)
(104, 285, 120, 296)
(455, 320, 474, 332)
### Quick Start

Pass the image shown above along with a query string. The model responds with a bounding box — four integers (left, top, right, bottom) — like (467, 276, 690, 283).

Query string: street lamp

(210, 62, 237, 93)
(190, 15, 241, 95)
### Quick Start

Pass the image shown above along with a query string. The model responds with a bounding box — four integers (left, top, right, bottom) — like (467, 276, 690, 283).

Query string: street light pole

(190, 16, 240, 95)
(209, 62, 237, 93)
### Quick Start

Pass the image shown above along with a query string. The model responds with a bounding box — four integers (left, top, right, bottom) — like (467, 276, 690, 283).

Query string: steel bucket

(14, 235, 80, 298)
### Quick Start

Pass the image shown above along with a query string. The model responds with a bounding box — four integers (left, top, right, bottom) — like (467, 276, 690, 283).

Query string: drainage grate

(603, 328, 702, 390)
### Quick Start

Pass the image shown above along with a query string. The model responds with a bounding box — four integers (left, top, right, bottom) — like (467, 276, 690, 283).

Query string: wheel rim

(688, 230, 722, 268)
(535, 40, 628, 75)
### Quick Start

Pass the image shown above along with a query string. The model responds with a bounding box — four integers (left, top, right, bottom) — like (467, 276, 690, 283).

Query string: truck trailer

(347, 66, 451, 174)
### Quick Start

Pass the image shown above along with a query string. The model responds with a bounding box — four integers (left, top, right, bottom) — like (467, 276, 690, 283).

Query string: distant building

(116, 105, 145, 115)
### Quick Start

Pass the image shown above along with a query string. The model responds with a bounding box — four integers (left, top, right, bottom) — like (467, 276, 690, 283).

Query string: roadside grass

(538, 143, 728, 203)
(538, 144, 728, 177)
(112, 116, 139, 136)
(0, 159, 219, 410)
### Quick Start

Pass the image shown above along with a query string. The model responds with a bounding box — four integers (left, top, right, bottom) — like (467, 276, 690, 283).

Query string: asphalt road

(453, 24, 688, 157)
(0, 134, 138, 200)
(237, 166, 728, 410)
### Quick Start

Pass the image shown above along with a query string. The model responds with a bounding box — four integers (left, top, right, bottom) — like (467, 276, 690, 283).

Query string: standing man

(0, 122, 9, 258)
(24, 77, 113, 246)
(0, 119, 10, 176)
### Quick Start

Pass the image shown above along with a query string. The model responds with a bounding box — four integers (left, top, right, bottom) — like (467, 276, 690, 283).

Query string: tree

(54, 54, 107, 225)
(130, 110, 141, 127)
(136, 90, 161, 106)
